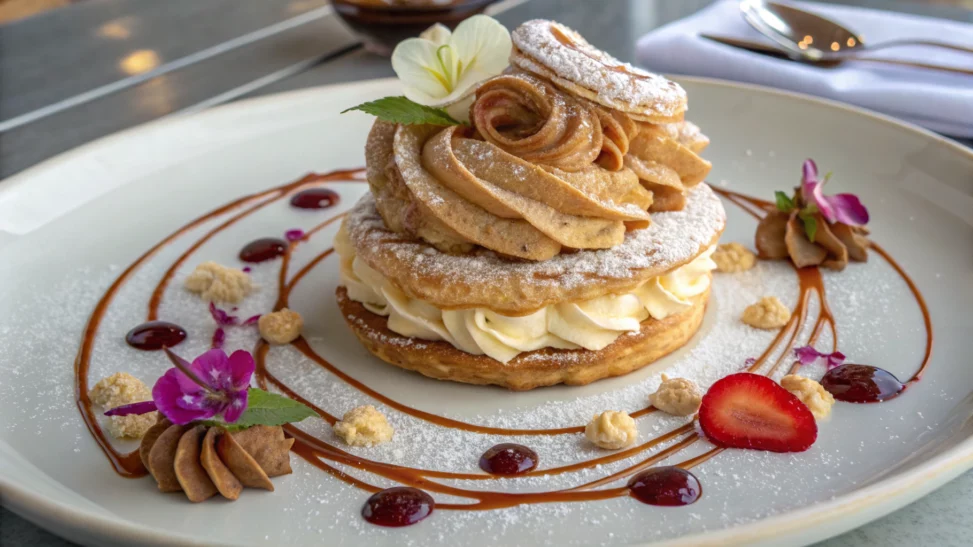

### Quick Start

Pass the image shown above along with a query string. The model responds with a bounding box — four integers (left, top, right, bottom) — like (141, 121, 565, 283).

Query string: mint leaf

(775, 191, 795, 212)
(212, 388, 317, 431)
(799, 211, 818, 243)
(342, 96, 463, 126)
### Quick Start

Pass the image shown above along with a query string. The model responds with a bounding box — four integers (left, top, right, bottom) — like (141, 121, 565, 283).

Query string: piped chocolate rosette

(140, 420, 294, 502)
(756, 159, 870, 270)
(339, 19, 725, 390)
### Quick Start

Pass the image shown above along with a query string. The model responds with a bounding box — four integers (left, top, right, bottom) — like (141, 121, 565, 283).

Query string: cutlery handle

(865, 39, 973, 57)
(850, 55, 973, 77)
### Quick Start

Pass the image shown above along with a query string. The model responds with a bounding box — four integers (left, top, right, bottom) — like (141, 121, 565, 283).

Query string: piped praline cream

(335, 225, 715, 363)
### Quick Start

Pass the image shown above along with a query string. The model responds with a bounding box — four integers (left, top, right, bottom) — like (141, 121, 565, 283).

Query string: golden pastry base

(336, 284, 709, 391)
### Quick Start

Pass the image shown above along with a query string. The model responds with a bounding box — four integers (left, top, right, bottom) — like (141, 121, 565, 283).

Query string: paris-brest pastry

(336, 20, 724, 390)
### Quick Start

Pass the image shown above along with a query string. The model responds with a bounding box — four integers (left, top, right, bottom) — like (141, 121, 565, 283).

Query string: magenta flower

(153, 348, 253, 424)
(105, 348, 254, 424)
(794, 345, 846, 370)
(801, 159, 869, 226)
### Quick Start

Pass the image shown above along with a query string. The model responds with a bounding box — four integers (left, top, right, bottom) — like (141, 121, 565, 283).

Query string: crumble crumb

(184, 261, 254, 304)
(333, 405, 394, 447)
(741, 296, 791, 329)
(88, 373, 157, 439)
(649, 374, 702, 416)
(712, 242, 756, 273)
(258, 308, 303, 345)
(782, 375, 835, 419)
(89, 372, 150, 409)
(585, 411, 637, 450)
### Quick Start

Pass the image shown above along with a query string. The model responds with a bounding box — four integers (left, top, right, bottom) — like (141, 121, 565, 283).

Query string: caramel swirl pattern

(472, 72, 639, 172)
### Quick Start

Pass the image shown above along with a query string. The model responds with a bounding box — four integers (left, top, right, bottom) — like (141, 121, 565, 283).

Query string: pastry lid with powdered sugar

(511, 19, 688, 123)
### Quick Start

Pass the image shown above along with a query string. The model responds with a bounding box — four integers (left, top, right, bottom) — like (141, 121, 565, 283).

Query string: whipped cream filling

(336, 226, 715, 364)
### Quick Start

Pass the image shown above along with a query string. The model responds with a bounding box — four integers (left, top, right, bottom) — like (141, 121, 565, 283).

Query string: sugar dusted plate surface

(1, 78, 972, 547)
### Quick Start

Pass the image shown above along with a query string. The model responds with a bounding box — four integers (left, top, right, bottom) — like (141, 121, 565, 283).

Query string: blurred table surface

(1, 0, 971, 545)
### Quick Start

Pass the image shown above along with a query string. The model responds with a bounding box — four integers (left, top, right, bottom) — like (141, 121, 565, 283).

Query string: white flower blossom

(391, 15, 511, 110)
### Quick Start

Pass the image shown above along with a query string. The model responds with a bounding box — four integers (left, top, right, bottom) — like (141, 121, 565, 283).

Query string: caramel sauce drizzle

(74, 172, 933, 511)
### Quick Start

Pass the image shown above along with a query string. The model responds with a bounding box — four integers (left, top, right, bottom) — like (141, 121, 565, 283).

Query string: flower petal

(794, 345, 847, 370)
(801, 159, 818, 186)
(826, 351, 847, 369)
(222, 390, 249, 423)
(163, 348, 208, 394)
(193, 349, 232, 390)
(392, 38, 452, 102)
(420, 23, 451, 45)
(822, 193, 870, 226)
(804, 182, 838, 223)
(209, 302, 238, 326)
(153, 369, 217, 425)
(104, 400, 157, 416)
(794, 345, 825, 365)
(449, 15, 511, 90)
(226, 350, 255, 391)
(211, 327, 226, 349)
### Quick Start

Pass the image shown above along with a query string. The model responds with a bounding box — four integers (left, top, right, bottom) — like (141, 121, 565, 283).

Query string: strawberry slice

(698, 373, 817, 453)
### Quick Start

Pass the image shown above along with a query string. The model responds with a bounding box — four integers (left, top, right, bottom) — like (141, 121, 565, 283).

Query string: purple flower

(794, 345, 846, 370)
(801, 159, 869, 226)
(243, 314, 262, 326)
(209, 302, 238, 326)
(153, 348, 254, 425)
(284, 229, 305, 242)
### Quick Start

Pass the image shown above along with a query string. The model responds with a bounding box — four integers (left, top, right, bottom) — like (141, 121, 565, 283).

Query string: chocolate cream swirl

(365, 71, 654, 261)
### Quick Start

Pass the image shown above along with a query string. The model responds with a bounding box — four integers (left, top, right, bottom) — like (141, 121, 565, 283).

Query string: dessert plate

(1, 77, 972, 547)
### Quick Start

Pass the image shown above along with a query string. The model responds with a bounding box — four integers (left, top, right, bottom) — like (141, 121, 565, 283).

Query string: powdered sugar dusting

(511, 20, 685, 114)
(348, 183, 724, 301)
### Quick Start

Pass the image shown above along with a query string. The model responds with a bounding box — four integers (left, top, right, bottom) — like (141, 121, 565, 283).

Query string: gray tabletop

(1, 0, 971, 545)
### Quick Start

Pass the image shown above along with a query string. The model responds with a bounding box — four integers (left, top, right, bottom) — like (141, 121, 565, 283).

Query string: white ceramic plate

(1, 78, 971, 547)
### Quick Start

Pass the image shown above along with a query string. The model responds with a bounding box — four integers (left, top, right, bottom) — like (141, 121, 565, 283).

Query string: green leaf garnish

(799, 210, 818, 243)
(204, 388, 317, 431)
(775, 191, 795, 212)
(341, 96, 463, 126)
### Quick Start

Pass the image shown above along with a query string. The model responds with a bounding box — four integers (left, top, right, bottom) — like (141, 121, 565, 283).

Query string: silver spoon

(740, 0, 973, 62)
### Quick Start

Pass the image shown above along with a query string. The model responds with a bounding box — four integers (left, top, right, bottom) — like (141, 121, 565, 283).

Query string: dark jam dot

(628, 467, 701, 506)
(362, 487, 434, 527)
(125, 321, 187, 351)
(290, 188, 340, 210)
(821, 364, 906, 403)
(239, 238, 288, 263)
(478, 443, 539, 475)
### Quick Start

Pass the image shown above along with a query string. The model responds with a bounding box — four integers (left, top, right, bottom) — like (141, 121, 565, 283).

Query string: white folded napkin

(635, 0, 973, 137)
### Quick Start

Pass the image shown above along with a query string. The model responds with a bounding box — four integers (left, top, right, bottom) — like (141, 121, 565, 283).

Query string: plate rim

(2, 75, 972, 547)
